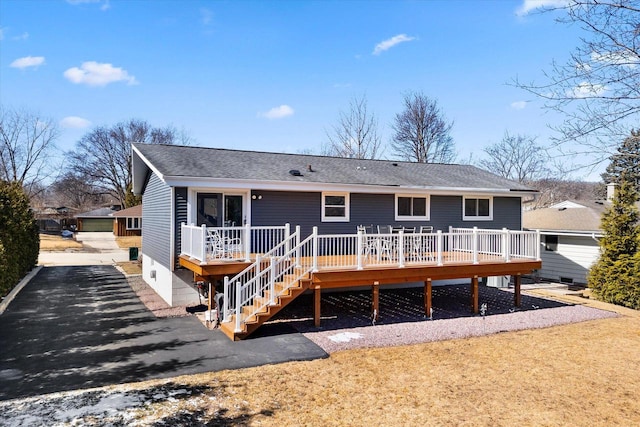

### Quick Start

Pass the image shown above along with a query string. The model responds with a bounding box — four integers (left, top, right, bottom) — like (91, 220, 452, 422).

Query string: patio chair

(420, 225, 433, 234)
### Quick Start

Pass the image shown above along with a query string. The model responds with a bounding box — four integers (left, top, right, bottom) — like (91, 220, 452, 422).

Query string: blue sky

(0, 0, 594, 177)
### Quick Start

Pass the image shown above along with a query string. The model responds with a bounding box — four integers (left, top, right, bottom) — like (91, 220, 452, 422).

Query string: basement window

(545, 235, 558, 252)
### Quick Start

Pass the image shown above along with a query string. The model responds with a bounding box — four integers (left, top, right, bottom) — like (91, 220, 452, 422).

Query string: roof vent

(289, 169, 303, 177)
(392, 163, 398, 166)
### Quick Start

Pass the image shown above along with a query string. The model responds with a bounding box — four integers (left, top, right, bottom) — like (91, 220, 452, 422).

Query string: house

(111, 204, 142, 236)
(523, 188, 640, 285)
(132, 143, 541, 339)
(523, 200, 604, 285)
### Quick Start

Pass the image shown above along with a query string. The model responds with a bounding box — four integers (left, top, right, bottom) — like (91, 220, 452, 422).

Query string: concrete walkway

(0, 265, 327, 401)
(38, 232, 130, 266)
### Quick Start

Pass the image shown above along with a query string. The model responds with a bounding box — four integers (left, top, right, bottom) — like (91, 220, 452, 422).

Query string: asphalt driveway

(0, 265, 327, 401)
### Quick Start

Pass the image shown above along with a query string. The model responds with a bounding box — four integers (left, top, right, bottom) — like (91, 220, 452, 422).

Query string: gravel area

(125, 275, 618, 354)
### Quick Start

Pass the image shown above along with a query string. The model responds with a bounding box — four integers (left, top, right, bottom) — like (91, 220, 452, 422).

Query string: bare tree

(68, 119, 191, 208)
(50, 172, 106, 212)
(391, 91, 455, 163)
(323, 95, 382, 159)
(478, 132, 552, 183)
(0, 105, 60, 197)
(514, 0, 640, 168)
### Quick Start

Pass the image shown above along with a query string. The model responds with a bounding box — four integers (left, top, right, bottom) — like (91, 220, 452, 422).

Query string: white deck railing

(180, 223, 290, 264)
(219, 226, 541, 329)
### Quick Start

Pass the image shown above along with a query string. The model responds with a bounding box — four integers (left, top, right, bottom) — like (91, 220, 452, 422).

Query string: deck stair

(219, 229, 315, 340)
(219, 274, 311, 340)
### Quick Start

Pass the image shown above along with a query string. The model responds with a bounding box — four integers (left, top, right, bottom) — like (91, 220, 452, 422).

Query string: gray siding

(174, 187, 188, 266)
(251, 191, 522, 234)
(142, 173, 172, 267)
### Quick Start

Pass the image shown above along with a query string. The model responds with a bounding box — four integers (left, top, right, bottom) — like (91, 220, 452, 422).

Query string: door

(197, 193, 223, 227)
(197, 193, 244, 227)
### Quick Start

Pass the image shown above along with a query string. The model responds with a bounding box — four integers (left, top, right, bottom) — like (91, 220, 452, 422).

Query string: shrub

(0, 181, 40, 298)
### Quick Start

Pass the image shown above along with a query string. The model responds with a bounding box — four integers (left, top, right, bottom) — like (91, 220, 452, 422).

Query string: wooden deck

(180, 253, 541, 339)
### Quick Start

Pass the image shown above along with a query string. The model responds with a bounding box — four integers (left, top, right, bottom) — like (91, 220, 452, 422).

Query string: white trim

(161, 175, 536, 197)
(321, 192, 350, 222)
(394, 194, 430, 221)
(170, 187, 175, 272)
(462, 195, 493, 221)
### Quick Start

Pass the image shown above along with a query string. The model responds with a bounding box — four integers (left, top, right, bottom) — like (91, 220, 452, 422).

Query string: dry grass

(114, 314, 640, 426)
(39, 234, 83, 251)
(115, 236, 141, 249)
(116, 261, 142, 275)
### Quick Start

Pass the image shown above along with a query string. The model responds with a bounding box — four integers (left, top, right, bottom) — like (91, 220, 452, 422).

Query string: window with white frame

(463, 196, 492, 220)
(126, 217, 142, 230)
(395, 195, 429, 221)
(322, 192, 349, 222)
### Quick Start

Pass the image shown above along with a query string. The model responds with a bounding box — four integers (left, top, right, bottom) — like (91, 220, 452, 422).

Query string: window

(395, 195, 429, 221)
(126, 217, 141, 230)
(322, 192, 349, 222)
(545, 235, 558, 252)
(462, 196, 492, 221)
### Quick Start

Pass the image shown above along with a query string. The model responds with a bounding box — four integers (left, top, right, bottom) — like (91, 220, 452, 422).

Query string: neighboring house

(132, 143, 538, 313)
(76, 207, 121, 232)
(111, 204, 142, 236)
(523, 199, 607, 284)
(33, 206, 77, 232)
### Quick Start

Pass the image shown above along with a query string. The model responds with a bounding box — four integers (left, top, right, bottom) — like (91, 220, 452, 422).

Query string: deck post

(398, 230, 405, 268)
(269, 257, 276, 305)
(535, 229, 541, 261)
(472, 227, 479, 264)
(436, 230, 443, 266)
(514, 273, 522, 307)
(312, 226, 319, 272)
(502, 228, 510, 263)
(234, 281, 242, 333)
(295, 225, 301, 268)
(284, 223, 291, 257)
(222, 276, 230, 323)
(372, 281, 380, 322)
(471, 275, 479, 314)
(424, 279, 432, 318)
(314, 285, 321, 327)
(356, 229, 364, 270)
(244, 223, 251, 262)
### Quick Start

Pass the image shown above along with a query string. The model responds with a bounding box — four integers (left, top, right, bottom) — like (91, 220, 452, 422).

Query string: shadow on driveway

(0, 266, 327, 401)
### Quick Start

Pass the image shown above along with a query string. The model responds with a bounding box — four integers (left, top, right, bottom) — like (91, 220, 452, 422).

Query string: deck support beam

(372, 281, 379, 322)
(424, 279, 432, 318)
(514, 273, 522, 307)
(471, 275, 479, 314)
(314, 285, 321, 327)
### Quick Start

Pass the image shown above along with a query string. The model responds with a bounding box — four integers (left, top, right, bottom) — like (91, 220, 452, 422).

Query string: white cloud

(591, 51, 638, 69)
(372, 34, 416, 55)
(60, 116, 92, 129)
(201, 8, 213, 26)
(258, 105, 294, 119)
(511, 101, 527, 110)
(67, 0, 110, 11)
(569, 82, 607, 98)
(64, 61, 138, 86)
(516, 0, 569, 16)
(10, 56, 45, 69)
(12, 32, 29, 41)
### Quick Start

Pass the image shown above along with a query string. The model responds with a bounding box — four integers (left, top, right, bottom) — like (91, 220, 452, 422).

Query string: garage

(78, 218, 114, 232)
(75, 207, 120, 233)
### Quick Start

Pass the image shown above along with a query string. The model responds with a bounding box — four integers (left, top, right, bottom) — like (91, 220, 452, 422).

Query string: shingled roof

(133, 143, 535, 194)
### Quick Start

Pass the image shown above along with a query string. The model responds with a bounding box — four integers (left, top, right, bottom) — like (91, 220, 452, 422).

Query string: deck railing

(180, 223, 290, 264)
(218, 226, 541, 330)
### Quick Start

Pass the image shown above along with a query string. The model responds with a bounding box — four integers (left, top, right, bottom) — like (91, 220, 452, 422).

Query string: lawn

(115, 235, 141, 249)
(88, 311, 640, 425)
(39, 234, 83, 251)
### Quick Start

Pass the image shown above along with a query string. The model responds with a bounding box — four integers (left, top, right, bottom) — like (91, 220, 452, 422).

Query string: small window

(463, 196, 493, 221)
(395, 195, 429, 221)
(545, 235, 558, 252)
(126, 217, 142, 230)
(322, 193, 349, 222)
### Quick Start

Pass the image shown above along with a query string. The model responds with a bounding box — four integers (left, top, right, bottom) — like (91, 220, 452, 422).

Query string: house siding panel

(251, 191, 522, 234)
(142, 173, 172, 268)
(174, 187, 188, 266)
(540, 235, 600, 284)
